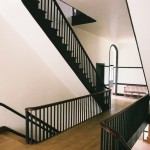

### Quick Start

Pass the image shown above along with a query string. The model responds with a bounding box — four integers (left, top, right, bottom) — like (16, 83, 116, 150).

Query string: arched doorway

(109, 44, 118, 95)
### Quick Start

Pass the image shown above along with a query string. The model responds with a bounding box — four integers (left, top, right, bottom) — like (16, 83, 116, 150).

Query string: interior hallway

(0, 95, 149, 150)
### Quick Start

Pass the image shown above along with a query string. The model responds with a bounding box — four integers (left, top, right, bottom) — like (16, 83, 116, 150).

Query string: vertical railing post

(26, 110, 30, 144)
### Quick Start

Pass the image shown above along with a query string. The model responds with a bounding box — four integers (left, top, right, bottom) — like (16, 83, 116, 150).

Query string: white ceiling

(62, 0, 134, 42)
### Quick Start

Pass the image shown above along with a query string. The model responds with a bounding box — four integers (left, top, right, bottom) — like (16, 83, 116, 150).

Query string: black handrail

(0, 126, 26, 139)
(100, 94, 149, 150)
(0, 102, 58, 144)
(0, 103, 26, 119)
(26, 89, 111, 143)
(26, 90, 110, 111)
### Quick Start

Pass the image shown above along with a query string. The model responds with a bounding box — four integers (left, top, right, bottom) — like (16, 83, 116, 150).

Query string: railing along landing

(25, 89, 111, 144)
(100, 94, 149, 150)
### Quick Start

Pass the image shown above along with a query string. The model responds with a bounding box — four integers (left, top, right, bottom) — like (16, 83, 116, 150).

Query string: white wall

(0, 0, 88, 97)
(0, 0, 89, 133)
(73, 27, 112, 66)
(117, 39, 141, 67)
(73, 26, 147, 94)
(72, 27, 113, 87)
(116, 38, 146, 93)
(127, 0, 150, 91)
(0, 14, 75, 133)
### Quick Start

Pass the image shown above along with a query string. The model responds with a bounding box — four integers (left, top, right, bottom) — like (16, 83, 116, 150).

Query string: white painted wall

(72, 27, 113, 87)
(0, 0, 88, 97)
(127, 0, 150, 91)
(117, 39, 141, 67)
(73, 27, 112, 66)
(116, 38, 146, 93)
(0, 14, 75, 133)
(73, 26, 146, 94)
(0, 0, 88, 133)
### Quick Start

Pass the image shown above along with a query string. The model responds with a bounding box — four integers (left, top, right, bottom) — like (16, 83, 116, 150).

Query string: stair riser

(22, 0, 40, 10)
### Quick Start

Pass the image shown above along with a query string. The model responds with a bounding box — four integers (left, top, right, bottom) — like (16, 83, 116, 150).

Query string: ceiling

(62, 0, 134, 42)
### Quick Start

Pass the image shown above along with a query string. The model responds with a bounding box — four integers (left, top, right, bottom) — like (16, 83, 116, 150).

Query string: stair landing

(0, 96, 137, 150)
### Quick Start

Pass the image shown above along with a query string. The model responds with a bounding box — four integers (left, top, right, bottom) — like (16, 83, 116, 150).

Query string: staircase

(21, 0, 106, 95)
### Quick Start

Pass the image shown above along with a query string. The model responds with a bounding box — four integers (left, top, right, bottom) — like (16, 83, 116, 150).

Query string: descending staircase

(21, 0, 106, 94)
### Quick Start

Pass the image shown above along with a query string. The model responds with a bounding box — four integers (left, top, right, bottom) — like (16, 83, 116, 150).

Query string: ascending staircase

(21, 0, 106, 94)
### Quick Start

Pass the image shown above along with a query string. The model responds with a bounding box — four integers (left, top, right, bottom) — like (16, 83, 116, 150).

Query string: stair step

(2, 132, 26, 145)
(61, 43, 68, 50)
(32, 9, 46, 19)
(44, 19, 53, 27)
(22, 0, 40, 9)
(45, 28, 58, 36)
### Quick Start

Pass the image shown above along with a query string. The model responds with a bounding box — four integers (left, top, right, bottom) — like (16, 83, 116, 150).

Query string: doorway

(109, 44, 118, 95)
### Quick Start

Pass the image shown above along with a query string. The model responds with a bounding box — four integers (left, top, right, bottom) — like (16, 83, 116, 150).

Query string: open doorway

(109, 44, 118, 95)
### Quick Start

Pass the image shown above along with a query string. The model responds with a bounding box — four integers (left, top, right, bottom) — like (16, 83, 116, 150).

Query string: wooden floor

(0, 95, 142, 150)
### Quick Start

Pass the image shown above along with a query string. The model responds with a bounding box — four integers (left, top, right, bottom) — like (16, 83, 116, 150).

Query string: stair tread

(0, 139, 28, 150)
(0, 134, 11, 144)
(2, 132, 26, 144)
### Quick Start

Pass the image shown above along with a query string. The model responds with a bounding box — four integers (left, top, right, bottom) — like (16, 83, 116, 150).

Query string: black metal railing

(0, 103, 59, 144)
(101, 123, 131, 150)
(0, 103, 26, 119)
(100, 94, 149, 150)
(37, 0, 106, 91)
(0, 103, 26, 137)
(26, 89, 111, 143)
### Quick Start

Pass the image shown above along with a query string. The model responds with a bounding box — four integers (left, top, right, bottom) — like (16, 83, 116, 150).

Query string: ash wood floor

(0, 95, 137, 150)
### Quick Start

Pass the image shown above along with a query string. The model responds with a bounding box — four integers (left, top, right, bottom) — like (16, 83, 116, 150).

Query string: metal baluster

(35, 110, 37, 142)
(54, 5, 56, 29)
(63, 103, 65, 131)
(41, 0, 43, 10)
(47, 0, 50, 20)
(54, 105, 56, 130)
(30, 111, 33, 143)
(43, 108, 45, 140)
(26, 111, 30, 144)
(64, 23, 66, 44)
(50, 0, 53, 21)
(44, 0, 46, 13)
(66, 102, 68, 130)
(46, 107, 49, 139)
(57, 9, 59, 31)
(59, 13, 61, 37)
(78, 99, 80, 124)
(50, 106, 52, 137)
(39, 109, 41, 142)
(56, 105, 58, 131)
(71, 101, 73, 127)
